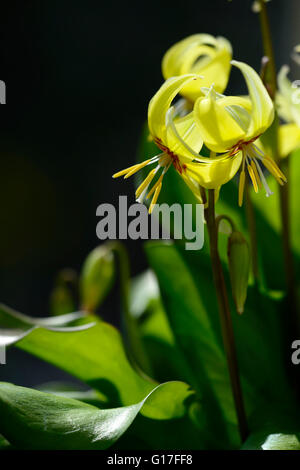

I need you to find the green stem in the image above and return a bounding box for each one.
[258,0,277,98]
[258,0,297,318]
[109,241,152,375]
[278,159,298,323]
[278,158,294,290]
[205,189,248,443]
[245,184,259,282]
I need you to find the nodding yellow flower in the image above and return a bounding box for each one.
[194,60,287,206]
[113,75,203,213]
[275,62,300,157]
[113,75,242,212]
[278,123,300,159]
[276,65,300,127]
[162,34,232,102]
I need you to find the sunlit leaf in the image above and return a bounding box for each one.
[130,270,191,383]
[0,381,197,450]
[0,304,95,347]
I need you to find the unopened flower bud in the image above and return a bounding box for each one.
[80,244,115,312]
[50,269,77,316]
[227,231,250,314]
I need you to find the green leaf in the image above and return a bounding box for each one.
[12,315,211,449]
[15,312,209,444]
[244,432,300,450]
[290,149,300,263]
[129,269,161,319]
[145,241,296,446]
[36,381,108,407]
[16,318,154,408]
[0,381,196,450]
[0,434,11,450]
[16,313,203,423]
[251,149,300,286]
[145,240,238,447]
[0,304,95,346]
[130,270,192,383]
[231,286,293,407]
[242,404,300,450]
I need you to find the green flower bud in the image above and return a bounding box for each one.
[49,269,77,316]
[227,231,250,314]
[80,244,115,312]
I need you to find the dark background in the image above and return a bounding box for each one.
[0,0,299,385]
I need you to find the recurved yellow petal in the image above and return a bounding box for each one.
[276,66,300,127]
[162,35,216,77]
[148,75,202,140]
[278,66,293,99]
[279,123,300,158]
[221,96,252,132]
[232,60,274,139]
[162,34,232,101]
[184,151,243,189]
[165,110,203,161]
[189,37,232,92]
[194,88,247,152]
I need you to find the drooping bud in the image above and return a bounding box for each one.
[227,231,250,314]
[252,0,271,13]
[80,244,115,312]
[49,269,77,316]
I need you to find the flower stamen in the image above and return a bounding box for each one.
[251,160,262,189]
[247,162,259,193]
[254,159,273,197]
[238,170,246,207]
[238,150,246,206]
[262,156,287,185]
[234,138,287,204]
[112,159,152,179]
[146,174,164,200]
[135,167,158,199]
[149,183,163,214]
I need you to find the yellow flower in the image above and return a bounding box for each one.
[113,75,241,212]
[162,34,232,102]
[194,60,287,206]
[278,123,300,158]
[276,65,300,127]
[275,63,300,157]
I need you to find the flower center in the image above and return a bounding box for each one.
[154,137,187,174]
[228,135,261,156]
[230,138,287,206]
